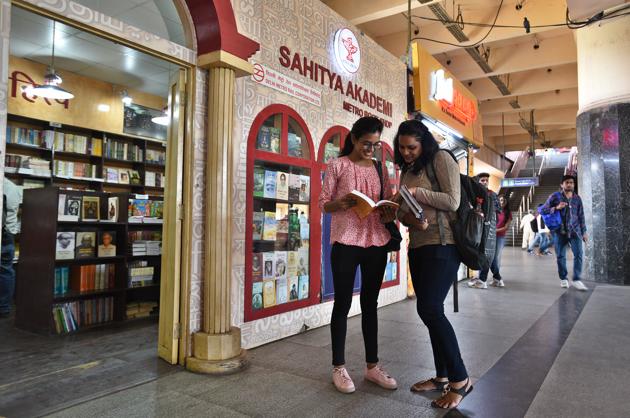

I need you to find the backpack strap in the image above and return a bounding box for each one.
[425,155,447,246]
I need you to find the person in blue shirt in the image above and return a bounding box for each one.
[540,175,588,291]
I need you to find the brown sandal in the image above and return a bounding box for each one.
[410,377,449,393]
[431,378,473,409]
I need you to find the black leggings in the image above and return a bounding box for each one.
[330,243,387,366]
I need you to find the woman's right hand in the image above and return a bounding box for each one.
[326,193,356,212]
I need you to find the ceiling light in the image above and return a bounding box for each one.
[97,104,110,112]
[121,90,133,105]
[21,21,73,100]
[151,107,170,126]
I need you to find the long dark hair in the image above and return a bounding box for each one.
[393,119,440,174]
[498,194,511,217]
[340,116,384,157]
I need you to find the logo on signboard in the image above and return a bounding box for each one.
[430,69,477,125]
[334,28,361,74]
[252,63,265,83]
[430,69,453,102]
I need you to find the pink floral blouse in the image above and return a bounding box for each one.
[319,156,392,248]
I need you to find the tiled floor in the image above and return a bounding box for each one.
[2,248,628,417]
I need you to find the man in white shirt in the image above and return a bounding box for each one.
[520,210,535,249]
[1,178,23,317]
[528,204,552,255]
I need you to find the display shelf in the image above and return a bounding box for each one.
[253,196,309,205]
[53,288,124,302]
[126,284,160,291]
[53,175,105,183]
[54,151,102,160]
[55,256,126,266]
[5,171,51,181]
[58,221,127,226]
[127,254,161,261]
[103,157,144,165]
[6,142,53,153]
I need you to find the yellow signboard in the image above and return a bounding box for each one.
[7,56,165,135]
[411,42,483,147]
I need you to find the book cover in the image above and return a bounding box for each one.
[106,167,119,183]
[276,171,289,200]
[288,174,301,201]
[275,218,288,250]
[349,189,399,219]
[288,277,299,301]
[252,253,263,281]
[262,211,277,241]
[253,167,265,198]
[263,280,276,308]
[252,282,263,310]
[298,276,309,300]
[299,175,310,202]
[129,170,141,185]
[252,212,264,241]
[97,231,117,257]
[287,133,302,158]
[274,251,287,281]
[324,142,340,163]
[55,232,75,260]
[82,196,100,221]
[107,197,118,222]
[262,252,275,280]
[57,194,68,221]
[118,170,130,184]
[145,171,156,187]
[297,247,309,276]
[276,278,288,304]
[64,196,81,221]
[269,127,281,153]
[287,251,298,279]
[275,203,289,220]
[263,170,277,198]
[256,126,272,151]
[75,232,96,258]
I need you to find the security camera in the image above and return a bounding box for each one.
[414,28,419,35]
[533,43,539,50]
[446,59,452,65]
[516,3,522,10]
[467,81,472,87]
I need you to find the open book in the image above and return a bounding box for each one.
[350,190,399,219]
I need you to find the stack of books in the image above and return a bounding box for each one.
[52,296,114,334]
[126,301,158,319]
[128,263,155,288]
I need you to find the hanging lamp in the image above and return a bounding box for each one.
[22,21,74,100]
[151,106,169,126]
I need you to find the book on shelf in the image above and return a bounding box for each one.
[126,301,158,319]
[82,196,100,221]
[70,264,115,292]
[275,219,288,249]
[256,126,281,153]
[276,277,288,304]
[287,251,298,279]
[56,231,75,260]
[104,138,143,162]
[297,247,309,276]
[299,212,309,240]
[288,174,301,201]
[22,179,46,189]
[253,167,265,197]
[298,276,309,300]
[144,171,165,188]
[54,267,70,296]
[97,231,116,257]
[129,170,141,185]
[146,149,166,165]
[106,197,118,222]
[6,125,49,148]
[128,261,155,287]
[287,133,302,158]
[324,142,340,163]
[252,253,262,281]
[252,212,264,241]
[75,232,96,258]
[52,296,114,334]
[128,199,164,223]
[262,211,277,241]
[263,170,276,199]
[54,160,99,179]
[288,277,299,301]
[349,190,399,219]
[299,175,310,201]
[252,282,263,310]
[105,167,119,183]
[274,251,287,281]
[263,280,276,308]
[119,170,130,184]
[5,154,51,177]
[276,171,289,200]
[58,194,81,222]
[262,252,275,280]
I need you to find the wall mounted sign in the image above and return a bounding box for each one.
[430,69,477,126]
[251,62,322,107]
[333,28,361,74]
[500,177,540,188]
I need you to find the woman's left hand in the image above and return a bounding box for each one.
[379,206,397,223]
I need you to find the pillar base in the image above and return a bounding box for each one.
[186,327,248,375]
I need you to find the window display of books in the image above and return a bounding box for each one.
[254,166,310,203]
[128,198,164,223]
[255,125,281,153]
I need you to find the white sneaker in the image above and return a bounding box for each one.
[467,278,478,286]
[491,279,505,288]
[560,280,569,288]
[572,280,588,291]
[469,280,487,289]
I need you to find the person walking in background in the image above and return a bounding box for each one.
[319,116,398,394]
[540,175,588,290]
[528,205,552,255]
[395,119,473,410]
[470,195,512,289]
[0,178,23,318]
[520,210,536,250]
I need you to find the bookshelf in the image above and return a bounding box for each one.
[5,114,166,194]
[15,187,164,335]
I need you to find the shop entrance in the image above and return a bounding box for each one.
[0,5,189,411]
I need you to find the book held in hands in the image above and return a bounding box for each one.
[349,190,399,219]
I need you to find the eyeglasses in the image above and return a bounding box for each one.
[360,141,382,151]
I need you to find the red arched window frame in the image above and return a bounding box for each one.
[379,142,401,288]
[244,105,321,322]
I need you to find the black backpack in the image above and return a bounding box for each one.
[426,150,496,271]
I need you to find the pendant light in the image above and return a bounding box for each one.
[22,21,74,100]
[151,106,169,126]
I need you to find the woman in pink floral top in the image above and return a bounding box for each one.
[319,117,398,394]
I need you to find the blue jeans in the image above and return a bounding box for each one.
[528,233,551,252]
[0,232,15,315]
[409,244,468,382]
[553,232,583,281]
[480,236,506,282]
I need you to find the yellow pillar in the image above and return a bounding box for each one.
[187,52,253,374]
